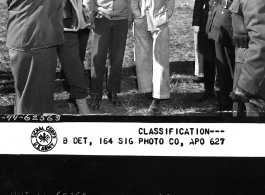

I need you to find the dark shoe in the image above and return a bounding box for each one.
[196,91,215,102]
[193,76,204,83]
[108,92,122,106]
[91,94,100,110]
[137,92,152,103]
[144,92,152,100]
[148,98,161,115]
[230,86,265,109]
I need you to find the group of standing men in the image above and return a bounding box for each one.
[193,0,265,116]
[6,0,175,115]
[5,0,265,116]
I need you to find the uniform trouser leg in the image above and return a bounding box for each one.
[215,43,235,111]
[134,24,170,99]
[9,47,57,114]
[233,62,259,116]
[91,17,114,99]
[57,32,88,99]
[107,19,128,93]
[78,28,91,89]
[77,28,90,63]
[194,31,204,77]
[134,22,153,94]
[152,27,170,99]
[203,59,215,92]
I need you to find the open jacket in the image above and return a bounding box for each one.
[6,0,64,51]
[63,0,89,31]
[131,0,175,31]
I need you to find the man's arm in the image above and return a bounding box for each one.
[238,0,265,94]
[127,0,132,22]
[83,0,94,22]
[131,0,141,19]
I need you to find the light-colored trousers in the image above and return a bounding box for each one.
[133,20,170,99]
[194,31,204,77]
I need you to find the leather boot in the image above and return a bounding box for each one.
[76,98,91,114]
[193,76,204,83]
[107,92,122,106]
[230,86,265,111]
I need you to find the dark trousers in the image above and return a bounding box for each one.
[9,47,57,114]
[91,16,128,99]
[204,59,216,92]
[78,28,90,63]
[57,31,89,99]
[215,42,235,111]
[77,28,91,88]
[198,33,216,93]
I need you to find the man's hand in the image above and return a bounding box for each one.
[87,22,95,29]
[82,5,94,29]
[193,26,200,33]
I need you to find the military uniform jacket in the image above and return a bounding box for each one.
[6,0,64,51]
[192,0,215,61]
[192,0,212,38]
[206,0,233,47]
[230,0,265,98]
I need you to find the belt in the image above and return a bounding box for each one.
[232,34,250,48]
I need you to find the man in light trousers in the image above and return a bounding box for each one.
[132,0,175,115]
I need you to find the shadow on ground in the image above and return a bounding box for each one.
[0,61,224,116]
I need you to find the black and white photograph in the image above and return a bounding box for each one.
[1,0,265,194]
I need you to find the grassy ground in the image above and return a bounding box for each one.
[0,0,221,116]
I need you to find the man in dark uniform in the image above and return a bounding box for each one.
[207,0,235,111]
[6,0,64,114]
[229,0,265,116]
[192,0,216,102]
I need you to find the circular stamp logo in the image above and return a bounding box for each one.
[31,126,58,152]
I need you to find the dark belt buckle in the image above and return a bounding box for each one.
[222,0,229,9]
